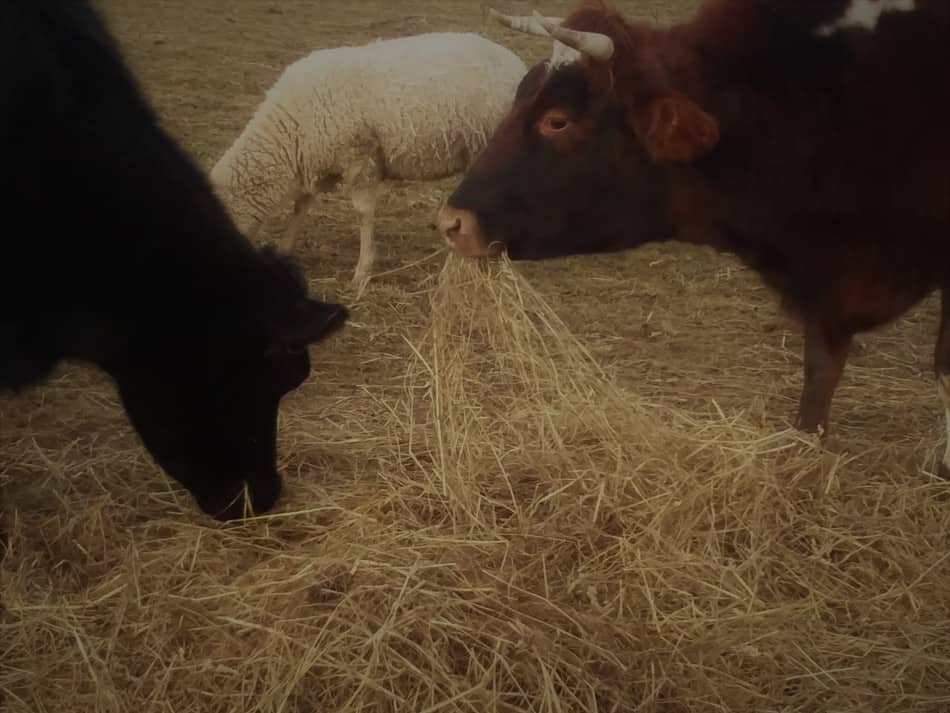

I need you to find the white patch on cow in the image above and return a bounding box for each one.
[550,41,582,68]
[937,375,950,473]
[816,0,916,36]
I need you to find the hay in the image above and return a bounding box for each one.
[3,254,950,712]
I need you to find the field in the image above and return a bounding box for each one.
[2,1,950,711]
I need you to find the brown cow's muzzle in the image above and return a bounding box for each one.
[437,205,503,258]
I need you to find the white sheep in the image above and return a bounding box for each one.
[210,32,527,292]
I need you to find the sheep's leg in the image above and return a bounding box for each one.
[278,194,314,254]
[342,147,382,296]
[350,186,378,296]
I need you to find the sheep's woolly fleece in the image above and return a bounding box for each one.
[210,32,527,234]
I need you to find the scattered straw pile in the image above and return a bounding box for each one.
[3,254,950,712]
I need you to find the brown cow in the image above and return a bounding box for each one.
[438,0,950,465]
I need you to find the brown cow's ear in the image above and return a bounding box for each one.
[636,91,719,163]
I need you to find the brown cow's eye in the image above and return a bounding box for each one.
[540,111,571,135]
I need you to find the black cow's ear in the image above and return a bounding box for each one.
[273,299,348,352]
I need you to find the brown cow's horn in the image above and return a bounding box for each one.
[485,7,561,38]
[534,10,615,61]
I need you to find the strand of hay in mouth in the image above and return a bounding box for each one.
[2,254,949,712]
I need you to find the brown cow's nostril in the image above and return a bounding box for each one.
[438,205,492,256]
[445,217,461,237]
[437,207,464,241]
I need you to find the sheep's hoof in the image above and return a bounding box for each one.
[349,273,371,300]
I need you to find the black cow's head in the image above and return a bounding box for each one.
[101,250,346,521]
[439,3,720,260]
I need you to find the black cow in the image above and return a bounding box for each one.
[1,0,347,519]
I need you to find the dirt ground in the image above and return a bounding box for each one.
[2,1,949,711]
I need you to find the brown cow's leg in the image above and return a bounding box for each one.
[796,321,852,434]
[933,289,950,478]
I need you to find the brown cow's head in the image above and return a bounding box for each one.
[439,1,719,260]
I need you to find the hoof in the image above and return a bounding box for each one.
[349,274,371,300]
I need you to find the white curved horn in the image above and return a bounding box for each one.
[485,7,561,38]
[534,10,615,61]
